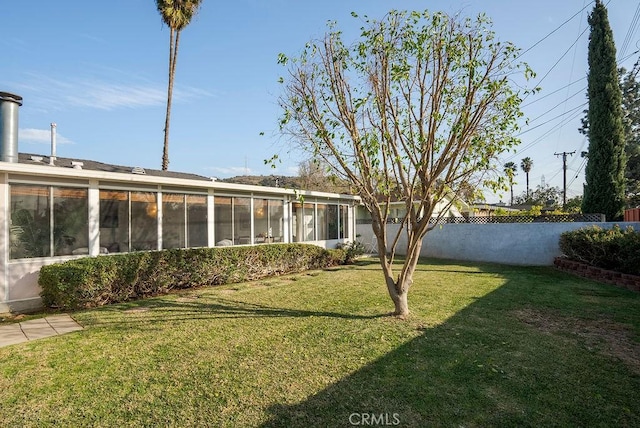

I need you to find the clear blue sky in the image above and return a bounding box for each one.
[2,0,638,202]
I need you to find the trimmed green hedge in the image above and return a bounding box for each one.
[39,244,346,309]
[559,225,640,276]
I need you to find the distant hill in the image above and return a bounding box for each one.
[220,174,352,194]
[219,175,301,188]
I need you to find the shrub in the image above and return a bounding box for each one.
[39,244,340,309]
[337,241,366,264]
[559,225,640,276]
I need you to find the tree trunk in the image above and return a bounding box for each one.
[380,223,423,318]
[162,29,180,171]
[391,287,409,317]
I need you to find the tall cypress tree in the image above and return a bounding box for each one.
[620,68,640,207]
[582,0,626,220]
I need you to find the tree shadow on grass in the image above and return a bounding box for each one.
[82,297,387,328]
[258,273,640,428]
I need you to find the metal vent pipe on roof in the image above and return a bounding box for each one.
[0,92,23,163]
[50,123,57,165]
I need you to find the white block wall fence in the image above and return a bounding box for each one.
[356,222,640,266]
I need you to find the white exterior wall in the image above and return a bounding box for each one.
[357,222,640,266]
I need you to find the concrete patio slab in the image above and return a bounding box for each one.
[46,314,84,334]
[21,318,54,340]
[0,314,83,348]
[0,323,28,347]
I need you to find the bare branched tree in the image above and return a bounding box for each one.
[277,10,533,316]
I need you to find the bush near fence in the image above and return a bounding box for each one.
[39,244,346,310]
[558,225,640,276]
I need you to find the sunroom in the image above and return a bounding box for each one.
[1,157,357,312]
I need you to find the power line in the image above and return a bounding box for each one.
[515,1,595,61]
[565,135,588,172]
[517,102,587,136]
[528,86,585,124]
[504,106,585,161]
[556,0,588,154]
[508,51,640,161]
[529,26,590,93]
[522,50,639,109]
[567,156,588,189]
[522,77,586,108]
[619,2,640,60]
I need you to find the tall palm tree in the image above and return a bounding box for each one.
[520,157,533,200]
[156,0,202,171]
[504,161,518,205]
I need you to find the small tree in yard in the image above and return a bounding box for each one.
[276,10,533,316]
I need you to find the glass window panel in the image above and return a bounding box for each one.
[340,205,349,239]
[100,190,129,253]
[253,199,269,243]
[53,187,89,256]
[234,197,251,245]
[214,196,233,245]
[304,203,315,241]
[187,195,208,248]
[162,193,185,249]
[10,184,51,259]
[131,192,158,251]
[293,202,315,242]
[292,202,302,243]
[327,205,339,239]
[317,204,327,240]
[268,199,284,243]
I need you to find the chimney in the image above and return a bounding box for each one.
[0,92,23,163]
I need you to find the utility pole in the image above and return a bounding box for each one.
[554,151,575,207]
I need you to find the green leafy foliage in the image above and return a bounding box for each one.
[620,68,640,207]
[336,240,366,264]
[39,244,341,309]
[514,184,561,208]
[581,67,640,209]
[277,8,534,315]
[559,225,640,275]
[581,1,627,219]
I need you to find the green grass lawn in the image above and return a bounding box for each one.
[1,258,639,427]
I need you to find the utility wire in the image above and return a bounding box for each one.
[501,1,640,186]
[517,102,587,136]
[504,106,586,161]
[619,2,640,60]
[522,50,639,109]
[522,77,585,108]
[555,0,588,154]
[515,1,595,61]
[567,156,588,189]
[528,26,590,94]
[528,87,585,124]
